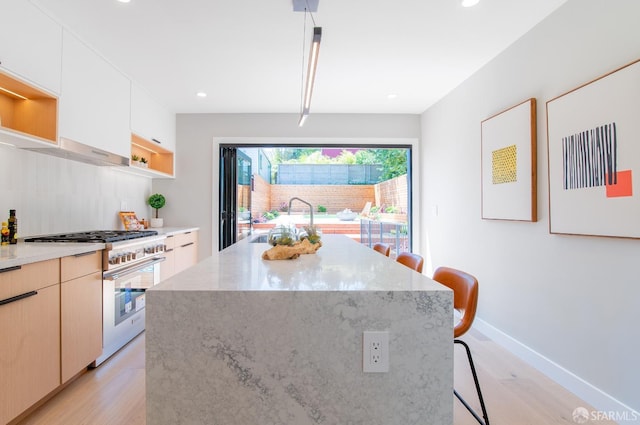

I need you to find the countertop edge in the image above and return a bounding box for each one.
[0,226,199,269]
[0,242,106,269]
[154,227,199,236]
[151,235,450,293]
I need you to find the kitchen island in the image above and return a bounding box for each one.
[146,235,453,425]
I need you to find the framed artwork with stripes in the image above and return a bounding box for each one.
[546,58,640,238]
[481,98,537,221]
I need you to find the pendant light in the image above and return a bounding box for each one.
[298,27,322,126]
[294,0,322,126]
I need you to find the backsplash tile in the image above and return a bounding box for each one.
[0,146,152,236]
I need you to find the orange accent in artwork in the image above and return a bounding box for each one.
[606,170,633,198]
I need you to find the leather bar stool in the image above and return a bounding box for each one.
[373,242,391,256]
[433,266,490,425]
[396,252,424,273]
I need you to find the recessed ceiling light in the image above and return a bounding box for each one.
[387,93,398,100]
[117,0,131,3]
[461,0,480,7]
[196,92,207,98]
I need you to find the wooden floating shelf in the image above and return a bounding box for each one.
[0,71,57,146]
[131,133,174,177]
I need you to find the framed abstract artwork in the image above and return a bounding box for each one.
[481,98,537,221]
[546,59,640,238]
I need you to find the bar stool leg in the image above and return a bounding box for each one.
[454,339,490,425]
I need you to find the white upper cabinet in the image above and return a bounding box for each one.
[0,0,62,93]
[59,30,131,157]
[131,83,176,152]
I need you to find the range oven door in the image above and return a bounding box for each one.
[95,257,164,366]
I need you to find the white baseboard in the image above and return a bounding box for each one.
[473,318,639,423]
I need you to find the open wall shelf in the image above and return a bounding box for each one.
[0,71,57,148]
[131,133,174,177]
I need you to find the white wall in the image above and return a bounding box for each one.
[421,0,640,414]
[153,113,421,260]
[0,146,152,236]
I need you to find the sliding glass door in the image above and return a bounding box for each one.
[219,146,253,250]
[219,144,413,255]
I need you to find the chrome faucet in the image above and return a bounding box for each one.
[288,197,314,227]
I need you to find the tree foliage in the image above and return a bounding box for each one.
[269,148,407,181]
[371,149,408,180]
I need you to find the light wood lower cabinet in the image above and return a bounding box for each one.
[160,230,198,282]
[160,234,175,282]
[174,231,198,275]
[60,251,103,383]
[0,260,60,425]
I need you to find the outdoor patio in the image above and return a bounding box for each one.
[248,213,409,258]
[252,214,363,242]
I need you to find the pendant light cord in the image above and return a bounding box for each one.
[306,0,317,26]
[299,0,318,117]
[299,7,308,115]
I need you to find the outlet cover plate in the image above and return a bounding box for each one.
[363,331,389,373]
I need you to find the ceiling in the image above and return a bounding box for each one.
[31,0,568,115]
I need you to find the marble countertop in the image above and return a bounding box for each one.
[152,234,448,292]
[0,242,105,269]
[153,226,199,236]
[146,235,453,424]
[0,226,198,269]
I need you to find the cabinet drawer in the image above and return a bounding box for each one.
[164,234,176,250]
[160,249,175,282]
[0,283,60,424]
[61,250,102,282]
[174,231,197,248]
[61,271,103,383]
[175,242,198,275]
[0,259,59,301]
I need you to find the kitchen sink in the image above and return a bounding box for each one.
[249,234,269,243]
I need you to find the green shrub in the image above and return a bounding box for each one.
[147,193,166,218]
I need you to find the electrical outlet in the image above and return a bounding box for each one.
[363,331,389,373]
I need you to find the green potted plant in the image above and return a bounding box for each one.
[148,193,166,227]
[139,157,148,168]
[131,154,140,166]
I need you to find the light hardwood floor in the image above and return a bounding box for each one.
[17,333,146,425]
[17,329,615,425]
[452,328,615,425]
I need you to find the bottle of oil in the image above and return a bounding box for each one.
[8,209,17,244]
[1,222,9,245]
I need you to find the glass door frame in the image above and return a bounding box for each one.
[218,142,414,252]
[219,146,237,250]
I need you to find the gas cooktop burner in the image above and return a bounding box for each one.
[25,230,158,243]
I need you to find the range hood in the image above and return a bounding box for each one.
[23,137,129,167]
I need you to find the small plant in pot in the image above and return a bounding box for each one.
[131,154,140,166]
[148,193,166,228]
[139,157,148,168]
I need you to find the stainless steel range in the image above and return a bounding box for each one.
[26,230,166,365]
